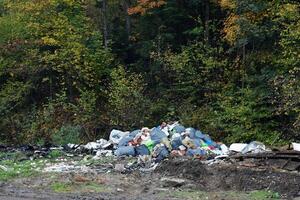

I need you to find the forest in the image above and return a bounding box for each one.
[0,0,299,146]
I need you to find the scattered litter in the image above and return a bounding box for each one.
[220,144,229,155]
[110,130,129,145]
[292,143,300,152]
[114,164,126,172]
[241,141,266,154]
[94,150,113,158]
[43,162,91,173]
[116,188,124,192]
[229,143,248,152]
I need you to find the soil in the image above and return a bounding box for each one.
[1,157,300,200]
[157,158,300,199]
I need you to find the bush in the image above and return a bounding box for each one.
[51,125,82,145]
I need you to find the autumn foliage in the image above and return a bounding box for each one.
[128,0,166,15]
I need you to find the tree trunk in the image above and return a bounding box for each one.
[123,0,131,39]
[102,0,108,48]
[204,0,210,44]
[242,44,246,89]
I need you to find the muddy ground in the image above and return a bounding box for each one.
[1,157,300,200]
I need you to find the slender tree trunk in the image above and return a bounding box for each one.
[102,0,108,48]
[123,0,131,39]
[242,44,246,89]
[204,0,210,44]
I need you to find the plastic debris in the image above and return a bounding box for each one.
[229,143,248,152]
[241,141,266,154]
[95,150,113,157]
[114,164,126,172]
[109,130,129,145]
[44,163,91,173]
[292,143,300,152]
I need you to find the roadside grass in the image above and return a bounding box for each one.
[0,152,47,181]
[48,149,64,159]
[249,190,280,199]
[51,182,73,192]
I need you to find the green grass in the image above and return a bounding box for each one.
[79,182,109,193]
[249,190,280,200]
[51,182,73,192]
[48,149,64,159]
[0,153,46,181]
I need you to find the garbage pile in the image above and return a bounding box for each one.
[69,122,232,163]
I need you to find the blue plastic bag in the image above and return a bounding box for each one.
[150,127,167,145]
[154,145,169,163]
[135,145,150,155]
[115,146,136,156]
[171,137,183,150]
[129,129,140,137]
[118,135,134,147]
[186,148,206,156]
[186,127,196,138]
[172,125,185,134]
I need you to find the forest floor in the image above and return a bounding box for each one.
[0,153,300,200]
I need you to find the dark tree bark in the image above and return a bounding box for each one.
[102,0,108,48]
[123,0,131,39]
[204,0,210,44]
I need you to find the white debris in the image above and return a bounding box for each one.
[220,144,229,155]
[241,141,266,154]
[96,139,111,149]
[93,150,113,158]
[292,143,300,151]
[84,142,103,150]
[229,143,248,152]
[114,164,126,172]
[43,162,91,173]
[67,143,78,149]
[50,147,63,150]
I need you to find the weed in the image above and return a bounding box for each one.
[48,150,64,159]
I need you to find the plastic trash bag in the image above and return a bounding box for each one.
[241,141,266,154]
[129,130,140,137]
[114,146,136,156]
[186,148,206,156]
[109,129,129,145]
[191,130,205,139]
[229,143,248,152]
[182,137,197,149]
[192,132,218,148]
[220,144,229,155]
[152,144,169,163]
[171,137,183,150]
[172,125,185,134]
[185,127,196,138]
[292,143,300,151]
[192,138,202,148]
[150,127,167,145]
[135,145,150,155]
[118,135,134,147]
[142,139,155,152]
